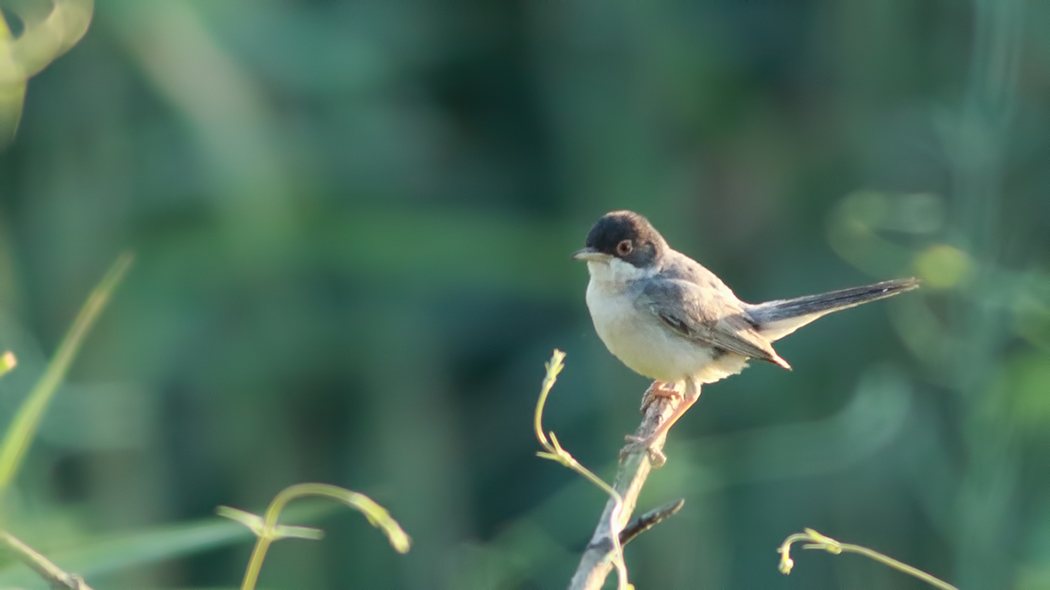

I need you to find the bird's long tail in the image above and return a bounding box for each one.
[746,277,919,342]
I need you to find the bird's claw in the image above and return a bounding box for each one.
[621,434,667,468]
[640,381,682,413]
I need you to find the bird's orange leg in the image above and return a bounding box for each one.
[623,379,701,467]
[640,380,682,413]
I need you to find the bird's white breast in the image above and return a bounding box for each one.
[584,259,746,384]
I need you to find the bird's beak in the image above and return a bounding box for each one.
[571,247,609,262]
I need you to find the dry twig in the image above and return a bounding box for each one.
[568,382,692,590]
[0,531,95,590]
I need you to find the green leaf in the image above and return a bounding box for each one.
[0,502,334,589]
[216,505,324,541]
[0,253,133,497]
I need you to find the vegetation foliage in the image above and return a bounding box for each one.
[1,0,1049,588]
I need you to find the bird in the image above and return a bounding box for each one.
[572,210,918,464]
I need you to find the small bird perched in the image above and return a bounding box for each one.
[573,210,918,464]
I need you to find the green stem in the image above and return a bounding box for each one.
[779,529,957,590]
[830,542,958,590]
[239,536,273,590]
[533,350,630,590]
[234,483,410,590]
[532,350,565,448]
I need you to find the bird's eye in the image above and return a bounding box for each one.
[616,240,633,256]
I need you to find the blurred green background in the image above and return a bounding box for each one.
[1,0,1049,588]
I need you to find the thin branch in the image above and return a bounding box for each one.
[568,383,693,590]
[583,498,685,556]
[0,531,95,590]
[619,499,685,547]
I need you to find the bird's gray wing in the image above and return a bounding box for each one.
[638,278,789,368]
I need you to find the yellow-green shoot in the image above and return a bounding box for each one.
[217,482,411,590]
[533,350,631,590]
[778,527,958,590]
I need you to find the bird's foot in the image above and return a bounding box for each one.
[640,381,682,414]
[621,433,667,468]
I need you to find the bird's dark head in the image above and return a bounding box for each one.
[572,210,668,269]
